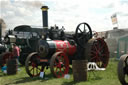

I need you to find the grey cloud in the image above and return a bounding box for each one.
[103,3,114,9]
[22,1,43,8]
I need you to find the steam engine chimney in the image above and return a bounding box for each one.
[41,5,49,28]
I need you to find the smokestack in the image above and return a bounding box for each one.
[41,5,49,28]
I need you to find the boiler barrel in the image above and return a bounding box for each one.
[53,40,76,55]
[38,40,77,58]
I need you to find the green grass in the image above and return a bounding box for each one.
[0,58,121,85]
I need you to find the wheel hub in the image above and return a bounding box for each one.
[32,63,36,67]
[56,62,64,68]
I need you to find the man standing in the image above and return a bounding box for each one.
[12,43,20,63]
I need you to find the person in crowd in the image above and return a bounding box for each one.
[12,43,20,65]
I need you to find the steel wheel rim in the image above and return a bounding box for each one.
[118,54,128,85]
[50,52,69,78]
[89,38,109,68]
[25,52,44,77]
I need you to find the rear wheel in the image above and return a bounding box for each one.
[85,38,109,68]
[50,52,69,78]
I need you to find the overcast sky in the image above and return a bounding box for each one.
[0,0,128,32]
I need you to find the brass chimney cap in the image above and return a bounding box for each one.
[41,5,49,11]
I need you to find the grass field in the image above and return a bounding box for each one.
[0,58,121,85]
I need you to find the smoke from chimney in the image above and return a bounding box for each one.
[0,18,6,36]
[0,18,6,29]
[23,1,43,8]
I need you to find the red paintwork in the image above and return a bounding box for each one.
[54,40,76,56]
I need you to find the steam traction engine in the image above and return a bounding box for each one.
[118,54,128,85]
[25,6,109,78]
[0,25,44,68]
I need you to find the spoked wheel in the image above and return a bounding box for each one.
[50,52,69,78]
[25,52,44,77]
[118,54,128,85]
[85,38,109,68]
[75,22,92,48]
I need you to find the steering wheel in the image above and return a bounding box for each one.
[75,22,92,48]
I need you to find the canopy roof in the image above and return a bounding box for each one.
[14,25,43,33]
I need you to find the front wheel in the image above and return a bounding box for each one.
[25,52,44,77]
[50,52,69,78]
